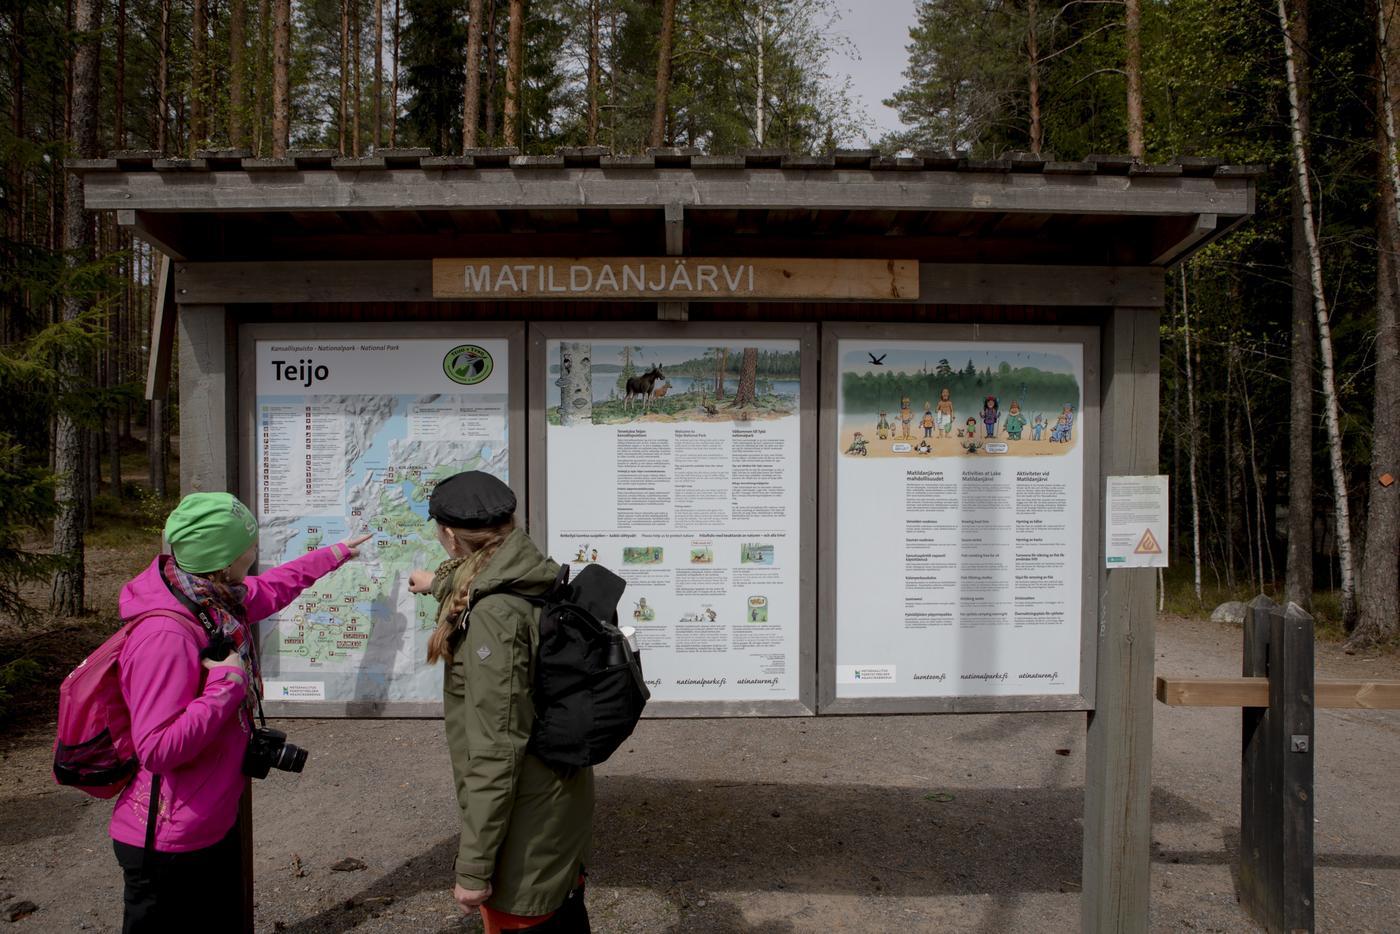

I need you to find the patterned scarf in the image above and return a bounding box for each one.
[162,558,261,710]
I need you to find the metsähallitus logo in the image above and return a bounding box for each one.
[443,344,493,385]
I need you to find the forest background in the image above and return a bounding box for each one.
[1,0,1397,714]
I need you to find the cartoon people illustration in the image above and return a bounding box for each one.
[1004,401,1026,441]
[1051,413,1071,443]
[590,548,599,562]
[575,544,588,562]
[846,431,869,456]
[936,387,954,438]
[876,411,891,440]
[1031,414,1045,441]
[981,395,1000,439]
[921,402,935,439]
[963,416,977,438]
[899,396,914,439]
[915,438,932,454]
[1060,403,1075,440]
[634,596,655,621]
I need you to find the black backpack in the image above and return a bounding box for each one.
[490,563,649,771]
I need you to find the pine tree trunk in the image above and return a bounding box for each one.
[191,0,208,152]
[53,0,101,614]
[1027,0,1040,154]
[714,348,727,399]
[272,0,290,156]
[586,0,599,146]
[229,0,246,147]
[1124,0,1144,158]
[374,0,383,148]
[1351,0,1400,648]
[1278,0,1358,625]
[157,0,171,151]
[257,0,270,154]
[339,0,349,154]
[1284,0,1314,609]
[115,0,126,147]
[464,0,483,150]
[651,0,677,148]
[484,0,497,141]
[504,0,522,148]
[732,348,758,407]
[390,0,399,145]
[1182,268,1204,604]
[352,0,361,155]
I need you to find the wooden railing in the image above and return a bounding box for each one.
[1155,595,1400,934]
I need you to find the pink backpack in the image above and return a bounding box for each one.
[52,610,194,798]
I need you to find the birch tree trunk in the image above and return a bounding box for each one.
[586,0,600,146]
[558,342,593,425]
[1124,0,1144,158]
[272,0,290,156]
[1182,268,1203,603]
[651,0,677,148]
[53,0,101,613]
[229,0,246,147]
[1284,0,1314,609]
[504,0,523,148]
[1351,0,1400,648]
[1278,0,1357,624]
[464,0,483,150]
[757,8,766,145]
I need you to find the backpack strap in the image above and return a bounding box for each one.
[143,774,161,867]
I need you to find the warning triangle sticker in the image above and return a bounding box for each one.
[1134,528,1162,555]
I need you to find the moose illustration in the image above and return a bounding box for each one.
[624,365,666,413]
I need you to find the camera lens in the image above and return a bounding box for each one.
[276,743,308,773]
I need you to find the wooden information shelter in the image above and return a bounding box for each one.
[76,146,1257,933]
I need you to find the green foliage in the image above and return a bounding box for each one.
[400,0,468,151]
[0,434,62,624]
[841,366,1077,418]
[0,658,44,721]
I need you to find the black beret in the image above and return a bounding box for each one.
[428,471,517,528]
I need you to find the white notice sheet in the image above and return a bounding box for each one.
[834,340,1085,698]
[545,339,803,703]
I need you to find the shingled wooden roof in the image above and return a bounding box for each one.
[73,147,1258,267]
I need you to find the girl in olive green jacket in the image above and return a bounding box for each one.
[408,471,592,933]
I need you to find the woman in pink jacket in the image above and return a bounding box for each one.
[111,492,367,933]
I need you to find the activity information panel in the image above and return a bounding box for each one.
[252,337,511,709]
[832,337,1087,702]
[542,336,806,708]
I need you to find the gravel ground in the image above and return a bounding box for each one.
[1,613,1396,933]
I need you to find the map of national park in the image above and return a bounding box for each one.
[256,392,508,704]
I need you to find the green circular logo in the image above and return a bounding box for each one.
[443,345,493,385]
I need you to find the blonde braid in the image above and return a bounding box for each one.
[425,519,515,663]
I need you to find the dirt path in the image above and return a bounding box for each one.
[2,615,1396,933]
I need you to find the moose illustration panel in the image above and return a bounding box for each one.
[543,338,804,705]
[834,338,1086,700]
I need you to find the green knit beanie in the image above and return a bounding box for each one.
[165,492,259,573]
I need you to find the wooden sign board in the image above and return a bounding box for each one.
[432,257,919,301]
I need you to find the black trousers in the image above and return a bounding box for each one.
[113,824,243,934]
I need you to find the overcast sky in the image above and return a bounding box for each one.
[828,1,919,144]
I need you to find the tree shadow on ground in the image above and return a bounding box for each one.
[274,776,1221,932]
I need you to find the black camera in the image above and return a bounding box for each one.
[243,727,308,779]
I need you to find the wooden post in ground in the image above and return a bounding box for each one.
[1083,306,1159,933]
[176,300,251,932]
[1240,597,1315,933]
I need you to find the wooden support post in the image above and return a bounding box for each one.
[659,201,688,320]
[1240,597,1315,933]
[1083,306,1159,933]
[176,301,252,933]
